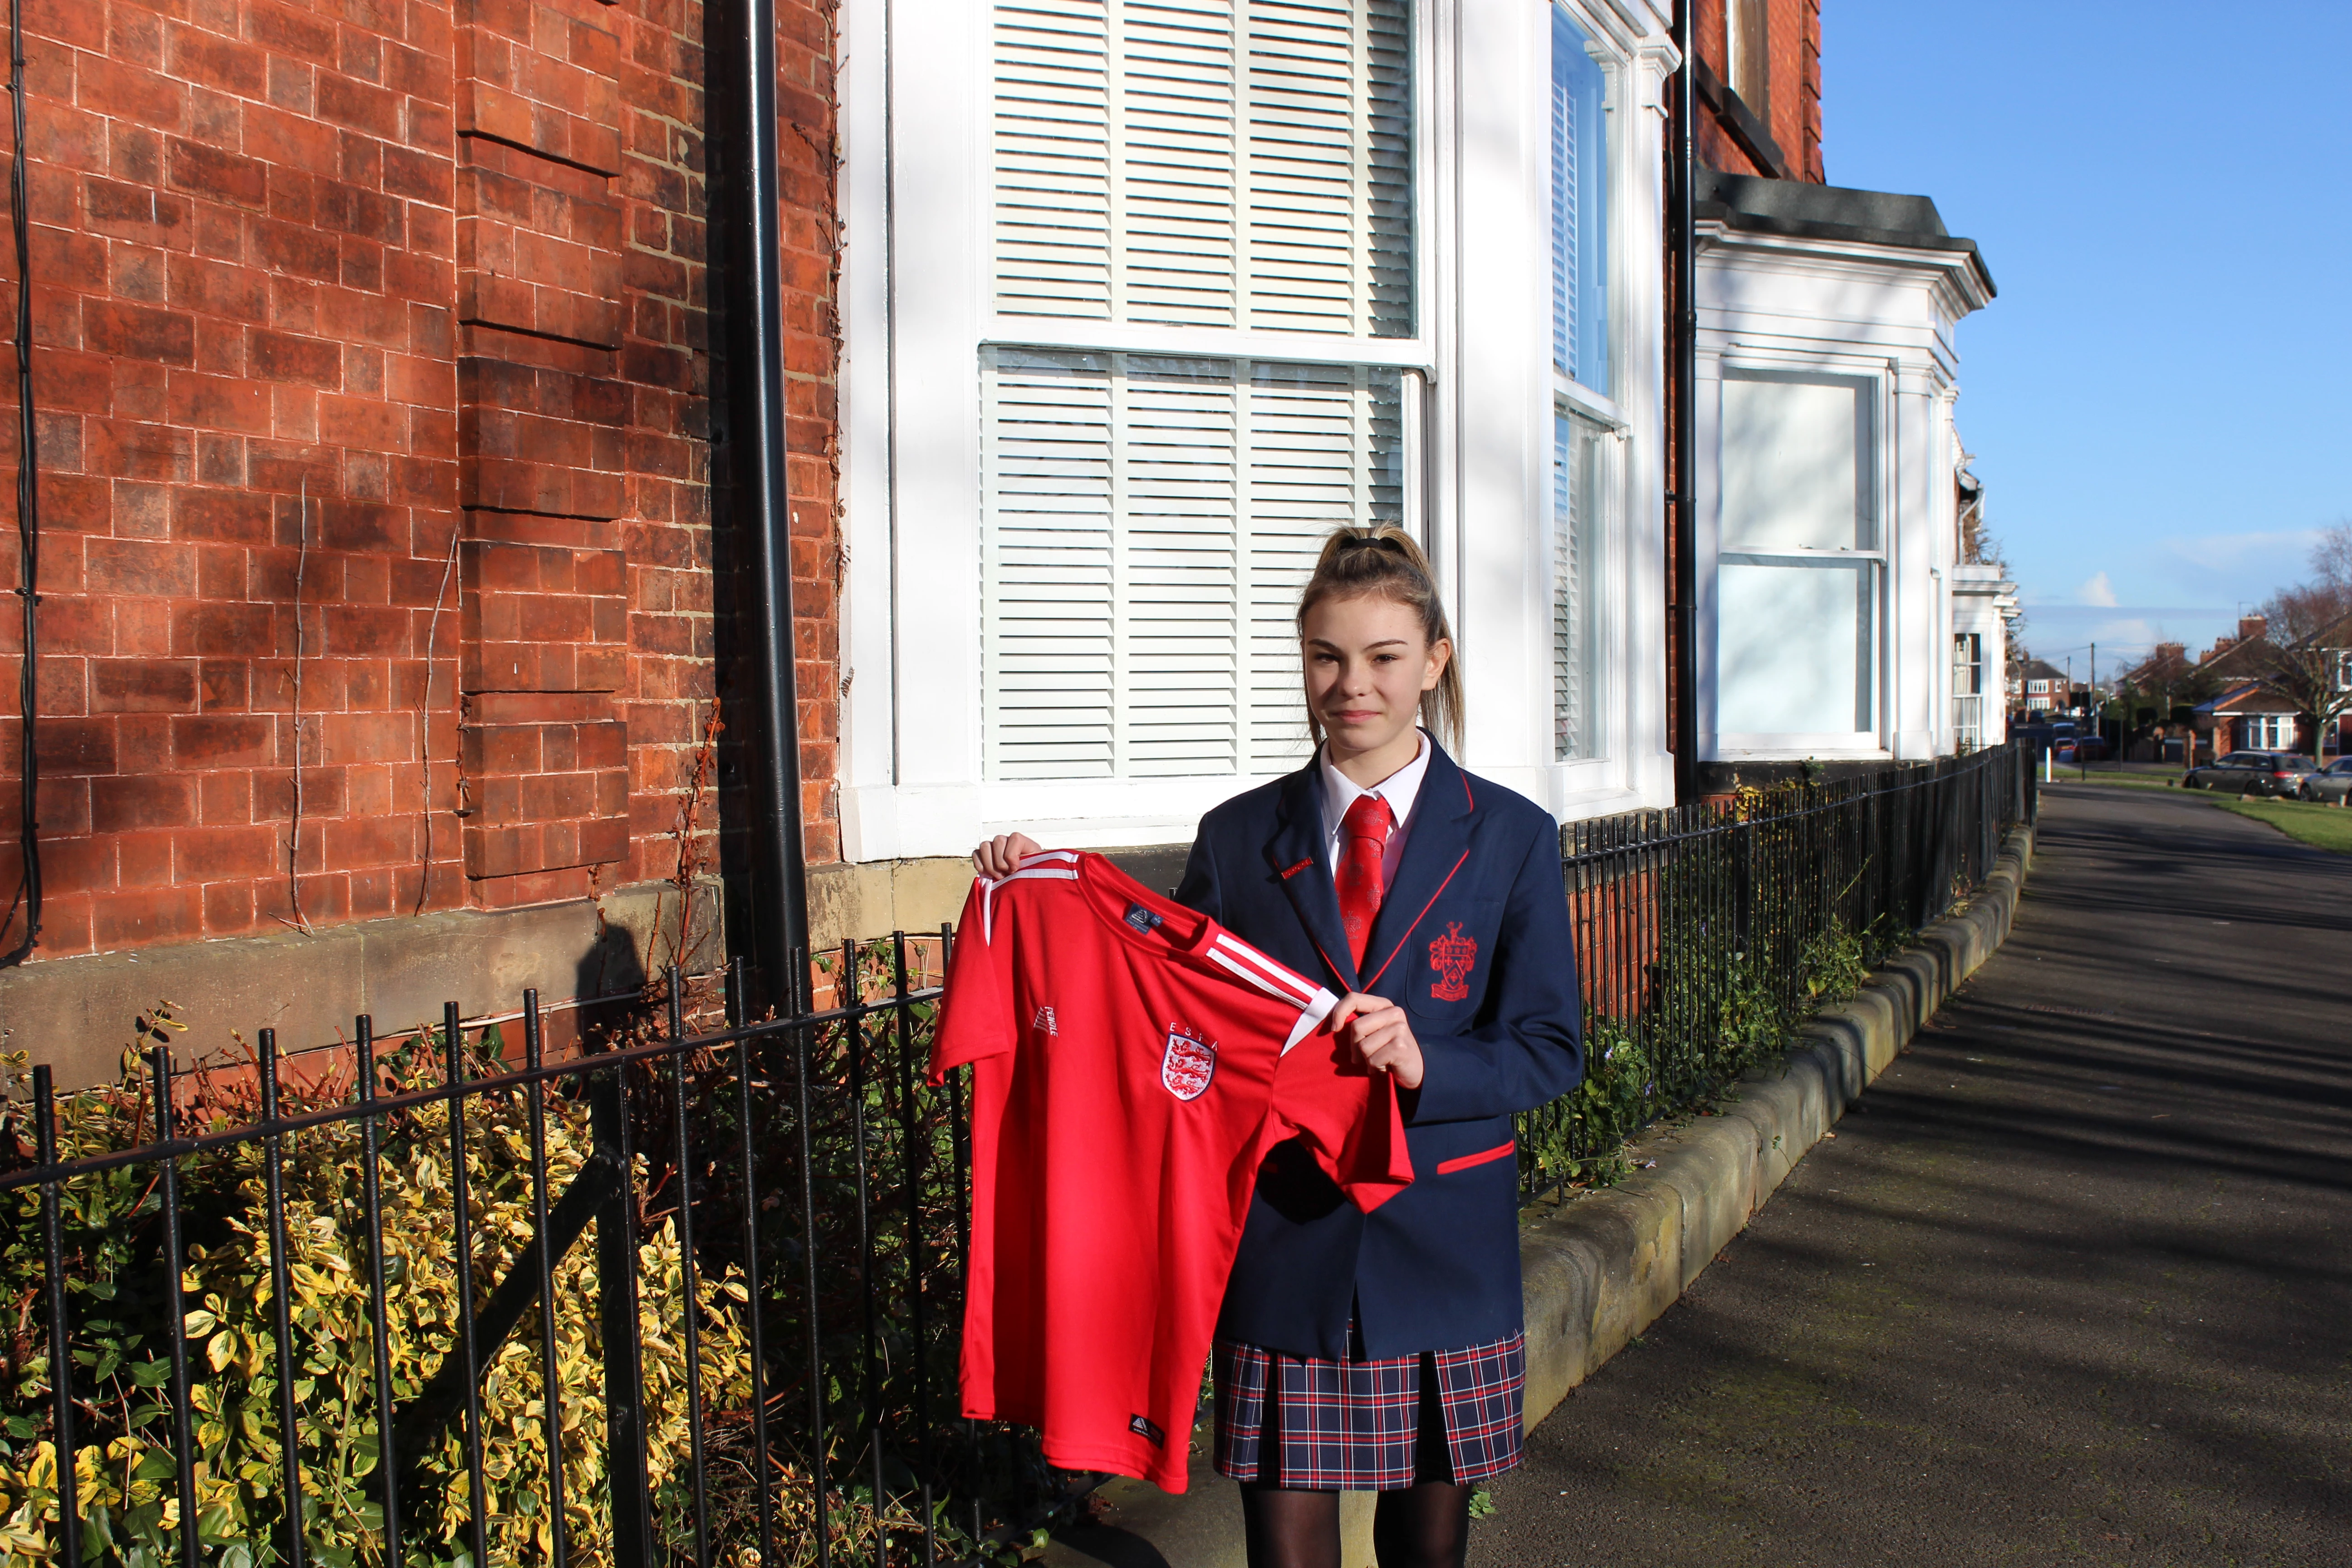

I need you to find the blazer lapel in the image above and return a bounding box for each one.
[1360,742,1476,996]
[1265,765,1359,992]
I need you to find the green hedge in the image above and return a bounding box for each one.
[0,1027,770,1568]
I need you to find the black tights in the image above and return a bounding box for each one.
[1238,1354,1472,1568]
[1239,1480,1470,1568]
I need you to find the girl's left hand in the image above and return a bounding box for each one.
[1329,993,1424,1090]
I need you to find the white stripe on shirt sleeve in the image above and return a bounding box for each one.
[1208,932,1321,1006]
[1205,948,1339,1056]
[980,865,1079,943]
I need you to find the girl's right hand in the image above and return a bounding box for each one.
[972,833,1043,879]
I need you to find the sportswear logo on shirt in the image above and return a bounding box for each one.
[1129,1414,1166,1446]
[1033,1005,1058,1036]
[1125,902,1165,934]
[1160,1027,1218,1101]
[1428,921,1478,1002]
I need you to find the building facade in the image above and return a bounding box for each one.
[0,0,845,1078]
[3,0,1994,1082]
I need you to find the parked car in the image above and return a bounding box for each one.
[2297,757,2352,804]
[2053,736,2111,762]
[2182,751,2317,797]
[2013,720,2079,754]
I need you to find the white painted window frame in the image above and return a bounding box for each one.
[1700,353,1893,759]
[1456,0,1674,822]
[1709,364,1887,755]
[839,0,1678,861]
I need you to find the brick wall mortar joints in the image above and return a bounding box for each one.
[0,0,845,961]
[778,0,843,862]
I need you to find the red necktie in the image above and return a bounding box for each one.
[1336,794,1394,973]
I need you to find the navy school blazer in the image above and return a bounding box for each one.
[1174,740,1583,1360]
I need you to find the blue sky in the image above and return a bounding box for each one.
[1821,2,2352,670]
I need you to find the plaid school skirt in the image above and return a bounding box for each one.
[1212,1327,1526,1490]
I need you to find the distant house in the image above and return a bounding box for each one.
[2194,682,2303,757]
[2178,612,2351,761]
[2011,658,2068,714]
[1949,459,2017,752]
[2192,616,2275,686]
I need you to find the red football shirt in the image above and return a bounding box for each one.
[931,850,1413,1491]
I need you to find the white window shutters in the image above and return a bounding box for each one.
[991,0,1412,334]
[981,0,1415,783]
[982,350,1401,779]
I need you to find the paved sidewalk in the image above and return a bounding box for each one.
[1475,786,2352,1567]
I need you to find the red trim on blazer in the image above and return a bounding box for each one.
[1280,858,1316,879]
[1435,1140,1515,1176]
[1309,934,1354,994]
[1360,849,1470,991]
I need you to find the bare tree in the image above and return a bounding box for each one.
[2257,568,2352,766]
[2311,519,2352,594]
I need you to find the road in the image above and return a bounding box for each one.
[1474,784,2352,1567]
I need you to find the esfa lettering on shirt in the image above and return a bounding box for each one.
[930,850,1415,1494]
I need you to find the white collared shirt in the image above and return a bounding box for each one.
[1319,730,1430,892]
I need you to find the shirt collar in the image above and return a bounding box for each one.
[1319,730,1431,841]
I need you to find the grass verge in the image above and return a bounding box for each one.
[2209,794,2352,855]
[2049,772,2352,854]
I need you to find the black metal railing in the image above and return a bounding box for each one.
[1515,741,2035,1200]
[0,745,2034,1564]
[0,936,1011,1568]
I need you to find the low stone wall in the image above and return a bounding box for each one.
[1049,821,2036,1568]
[0,877,723,1089]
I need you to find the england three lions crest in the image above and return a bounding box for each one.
[1428,921,1477,1002]
[1161,1027,1218,1101]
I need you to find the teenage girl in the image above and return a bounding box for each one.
[975,526,1583,1568]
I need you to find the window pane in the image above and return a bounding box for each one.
[1554,408,1605,760]
[992,0,1414,337]
[1721,375,1870,551]
[982,348,1402,779]
[1551,7,1608,392]
[1719,559,1875,734]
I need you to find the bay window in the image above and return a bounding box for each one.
[842,0,1677,858]
[1550,6,1616,766]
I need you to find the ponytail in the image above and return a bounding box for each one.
[1295,525,1464,754]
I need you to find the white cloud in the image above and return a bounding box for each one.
[2160,528,2324,573]
[2075,571,2118,607]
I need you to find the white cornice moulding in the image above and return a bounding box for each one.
[1694,220,1994,318]
[1592,0,1677,49]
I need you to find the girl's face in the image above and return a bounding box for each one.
[1301,593,1451,764]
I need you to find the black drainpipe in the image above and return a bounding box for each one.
[710,0,810,1008]
[1669,0,1699,804]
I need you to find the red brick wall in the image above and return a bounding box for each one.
[0,0,841,962]
[777,0,840,864]
[1693,0,1823,184]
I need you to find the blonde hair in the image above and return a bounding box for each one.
[1295,524,1464,754]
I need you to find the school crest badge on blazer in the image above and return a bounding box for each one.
[1160,1027,1218,1101]
[1427,921,1478,1001]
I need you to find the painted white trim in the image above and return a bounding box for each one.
[984,318,1435,370]
[1552,373,1630,431]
